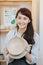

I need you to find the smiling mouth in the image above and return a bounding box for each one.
[19,23,25,25]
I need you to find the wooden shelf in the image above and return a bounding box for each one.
[0,25,16,32]
[0,29,11,32]
[0,60,6,62]
[0,29,14,32]
[0,53,6,63]
[0,0,32,2]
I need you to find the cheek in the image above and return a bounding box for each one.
[25,20,29,25]
[16,19,20,24]
[26,19,30,25]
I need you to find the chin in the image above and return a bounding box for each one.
[19,27,26,29]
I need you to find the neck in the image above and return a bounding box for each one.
[18,27,27,35]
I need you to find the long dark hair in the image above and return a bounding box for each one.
[15,8,35,45]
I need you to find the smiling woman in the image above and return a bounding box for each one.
[4,8,39,65]
[16,8,34,45]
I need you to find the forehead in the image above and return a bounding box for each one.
[17,12,29,18]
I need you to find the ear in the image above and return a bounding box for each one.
[28,19,31,23]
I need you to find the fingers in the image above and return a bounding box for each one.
[28,44,32,47]
[4,48,9,55]
[25,44,32,52]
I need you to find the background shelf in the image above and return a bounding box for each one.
[0,0,32,2]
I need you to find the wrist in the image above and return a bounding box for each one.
[25,52,32,62]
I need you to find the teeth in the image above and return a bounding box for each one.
[20,23,24,24]
[20,24,25,25]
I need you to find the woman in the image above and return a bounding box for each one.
[4,8,39,65]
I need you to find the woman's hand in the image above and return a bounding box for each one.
[25,44,32,53]
[25,44,32,62]
[4,47,9,55]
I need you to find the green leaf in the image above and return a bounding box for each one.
[11,19,15,24]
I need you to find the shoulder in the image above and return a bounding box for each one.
[34,32,39,40]
[6,28,17,37]
[34,32,39,39]
[5,28,17,42]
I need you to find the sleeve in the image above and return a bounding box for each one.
[3,29,17,64]
[26,32,40,64]
[4,29,17,48]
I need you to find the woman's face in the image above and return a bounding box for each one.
[16,12,30,29]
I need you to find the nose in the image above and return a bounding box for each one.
[21,19,25,23]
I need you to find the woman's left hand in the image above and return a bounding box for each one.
[25,44,32,62]
[25,44,32,53]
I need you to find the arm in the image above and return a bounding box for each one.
[3,29,17,64]
[25,53,32,62]
[4,47,14,64]
[25,33,40,64]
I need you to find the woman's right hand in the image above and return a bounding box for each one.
[4,48,9,55]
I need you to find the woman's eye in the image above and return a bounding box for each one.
[24,18,27,20]
[18,17,21,19]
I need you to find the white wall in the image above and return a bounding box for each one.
[40,0,43,65]
[32,0,39,34]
